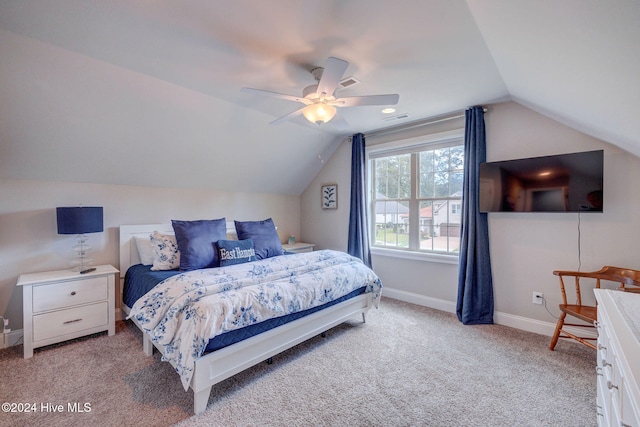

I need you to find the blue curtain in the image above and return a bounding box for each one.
[456,106,494,325]
[348,133,372,268]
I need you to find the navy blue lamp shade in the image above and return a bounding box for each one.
[56,207,103,235]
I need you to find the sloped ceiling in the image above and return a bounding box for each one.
[0,0,638,195]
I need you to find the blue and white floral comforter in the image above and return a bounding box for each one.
[128,250,382,390]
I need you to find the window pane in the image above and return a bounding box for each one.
[418,151,434,198]
[375,158,388,197]
[375,153,411,199]
[450,145,464,171]
[419,173,434,198]
[418,201,434,251]
[434,147,451,172]
[374,200,409,248]
[420,151,434,174]
[428,198,462,254]
[434,171,450,197]
[418,197,463,253]
[449,171,464,196]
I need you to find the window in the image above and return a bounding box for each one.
[368,131,464,257]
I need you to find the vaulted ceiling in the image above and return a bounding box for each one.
[1,1,638,195]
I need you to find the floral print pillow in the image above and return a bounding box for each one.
[150,231,180,271]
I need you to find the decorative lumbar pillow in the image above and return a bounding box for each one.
[134,235,154,266]
[234,218,284,260]
[217,239,256,267]
[150,232,180,271]
[171,218,227,271]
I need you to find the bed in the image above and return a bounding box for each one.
[119,221,382,414]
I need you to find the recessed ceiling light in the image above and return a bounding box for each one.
[382,108,396,114]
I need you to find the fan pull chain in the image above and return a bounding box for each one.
[318,126,325,164]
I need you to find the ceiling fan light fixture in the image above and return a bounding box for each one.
[302,103,336,124]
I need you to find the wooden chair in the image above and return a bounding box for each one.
[616,267,640,293]
[549,266,640,351]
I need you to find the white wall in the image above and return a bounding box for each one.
[0,178,300,331]
[301,101,640,335]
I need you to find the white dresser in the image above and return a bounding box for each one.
[594,289,640,427]
[17,265,118,358]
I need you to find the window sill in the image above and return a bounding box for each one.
[370,247,459,265]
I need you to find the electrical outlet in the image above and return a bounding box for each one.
[532,292,543,305]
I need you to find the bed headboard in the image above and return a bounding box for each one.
[118,222,237,276]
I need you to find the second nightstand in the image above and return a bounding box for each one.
[282,242,315,253]
[16,265,118,358]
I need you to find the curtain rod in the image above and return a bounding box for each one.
[365,107,488,139]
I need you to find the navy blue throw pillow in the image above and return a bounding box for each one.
[217,239,256,266]
[234,218,284,260]
[172,218,227,271]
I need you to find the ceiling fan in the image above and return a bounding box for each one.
[241,57,399,126]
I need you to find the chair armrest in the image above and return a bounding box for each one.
[553,269,606,279]
[554,266,640,292]
[616,268,640,285]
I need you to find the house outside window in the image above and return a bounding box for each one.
[368,130,464,259]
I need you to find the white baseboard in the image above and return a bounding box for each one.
[382,287,597,340]
[383,287,457,313]
[2,329,23,349]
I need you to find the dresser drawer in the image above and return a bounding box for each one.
[622,381,640,427]
[32,276,108,312]
[32,301,108,342]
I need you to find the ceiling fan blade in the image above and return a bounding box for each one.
[316,57,349,98]
[269,106,306,125]
[332,94,400,107]
[241,87,311,105]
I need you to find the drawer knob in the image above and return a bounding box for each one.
[598,343,606,351]
[70,291,77,296]
[607,380,618,390]
[63,318,82,325]
[596,367,603,376]
[601,358,612,368]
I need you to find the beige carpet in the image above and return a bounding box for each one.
[0,297,596,427]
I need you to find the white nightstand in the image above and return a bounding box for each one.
[282,242,315,253]
[16,265,118,358]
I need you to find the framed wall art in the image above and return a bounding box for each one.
[321,184,337,209]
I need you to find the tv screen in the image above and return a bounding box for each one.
[479,150,603,213]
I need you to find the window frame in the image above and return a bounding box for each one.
[366,129,464,264]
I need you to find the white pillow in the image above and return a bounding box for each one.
[150,231,180,271]
[134,235,154,266]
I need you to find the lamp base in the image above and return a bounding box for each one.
[69,262,95,273]
[69,234,94,272]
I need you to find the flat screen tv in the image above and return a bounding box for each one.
[479,150,603,213]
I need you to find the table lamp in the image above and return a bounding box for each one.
[56,206,103,272]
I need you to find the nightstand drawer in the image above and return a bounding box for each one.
[32,276,108,312]
[32,301,108,342]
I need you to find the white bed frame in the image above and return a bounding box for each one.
[119,224,373,414]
